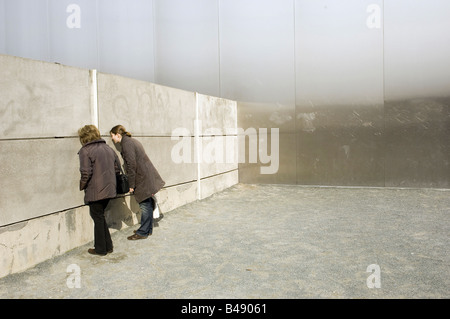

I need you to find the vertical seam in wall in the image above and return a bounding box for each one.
[152,0,156,82]
[95,0,100,71]
[217,0,221,97]
[195,92,201,200]
[45,0,50,60]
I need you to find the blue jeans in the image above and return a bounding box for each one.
[136,197,154,236]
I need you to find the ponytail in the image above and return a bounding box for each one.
[110,125,132,137]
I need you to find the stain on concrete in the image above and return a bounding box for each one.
[0,221,28,235]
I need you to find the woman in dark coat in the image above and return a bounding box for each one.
[78,125,121,255]
[110,125,165,240]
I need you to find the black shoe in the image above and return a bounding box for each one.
[88,248,107,256]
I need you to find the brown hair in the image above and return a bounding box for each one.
[110,125,132,137]
[78,125,101,146]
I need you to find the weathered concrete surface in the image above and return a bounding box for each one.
[197,93,237,135]
[0,205,92,279]
[0,138,85,226]
[0,54,91,139]
[97,72,196,137]
[199,136,238,179]
[199,170,239,200]
[0,184,448,299]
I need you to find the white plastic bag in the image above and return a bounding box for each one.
[152,195,160,219]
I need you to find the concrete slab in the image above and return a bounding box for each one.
[199,170,239,200]
[0,54,91,139]
[97,72,196,136]
[199,135,238,179]
[0,138,85,226]
[0,205,92,279]
[0,184,448,299]
[154,181,198,213]
[197,94,237,135]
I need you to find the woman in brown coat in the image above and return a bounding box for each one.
[110,125,165,240]
[78,125,121,255]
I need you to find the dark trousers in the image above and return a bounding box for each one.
[89,199,113,254]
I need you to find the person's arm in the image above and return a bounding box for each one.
[121,140,136,192]
[113,152,121,175]
[79,148,92,191]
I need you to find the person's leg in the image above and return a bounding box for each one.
[135,197,154,237]
[103,203,113,253]
[89,199,112,254]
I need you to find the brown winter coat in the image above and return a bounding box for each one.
[78,139,121,204]
[120,135,165,203]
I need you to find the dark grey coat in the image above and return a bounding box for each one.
[78,139,121,204]
[120,135,165,203]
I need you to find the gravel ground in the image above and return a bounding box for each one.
[0,184,448,299]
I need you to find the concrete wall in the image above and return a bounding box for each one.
[0,54,238,278]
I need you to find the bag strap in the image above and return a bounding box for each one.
[118,162,125,175]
